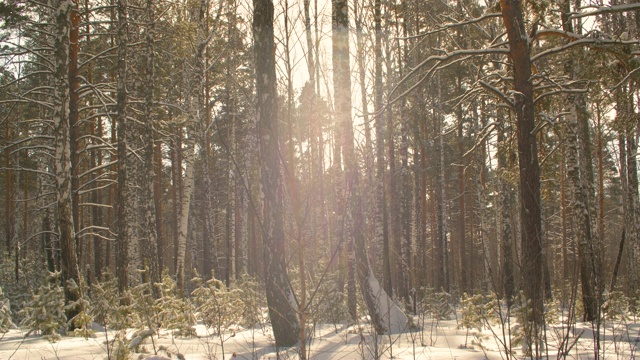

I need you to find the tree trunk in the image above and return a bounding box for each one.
[171,129,181,275]
[497,110,515,307]
[69,0,81,266]
[90,107,103,282]
[625,116,640,293]
[253,0,301,347]
[434,73,448,293]
[500,0,544,350]
[373,0,392,298]
[53,0,82,324]
[202,107,218,279]
[456,103,467,294]
[154,138,163,272]
[115,0,129,295]
[142,0,160,295]
[175,128,194,297]
[4,118,14,259]
[561,0,601,321]
[332,0,408,334]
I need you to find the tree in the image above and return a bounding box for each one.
[141,0,160,295]
[332,0,408,335]
[52,0,82,325]
[253,0,301,347]
[560,0,600,321]
[115,0,130,295]
[499,0,545,350]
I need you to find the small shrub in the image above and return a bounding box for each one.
[0,286,14,333]
[0,256,48,323]
[421,287,453,320]
[155,272,196,336]
[192,273,242,334]
[19,271,66,342]
[460,292,487,332]
[236,274,268,328]
[90,273,137,330]
[315,282,351,325]
[602,290,631,322]
[66,279,94,338]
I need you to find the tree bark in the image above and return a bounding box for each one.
[561,0,600,322]
[176,114,196,297]
[4,118,14,258]
[434,73,448,293]
[497,110,515,306]
[53,0,82,324]
[500,0,544,350]
[69,0,81,265]
[373,0,392,298]
[142,0,160,295]
[332,0,408,334]
[253,0,301,347]
[115,0,129,295]
[154,138,163,272]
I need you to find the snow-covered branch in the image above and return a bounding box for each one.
[570,3,640,19]
[397,12,502,40]
[390,47,509,106]
[479,80,514,107]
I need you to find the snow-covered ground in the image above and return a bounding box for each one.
[1,316,638,359]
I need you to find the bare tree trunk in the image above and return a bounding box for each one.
[115,0,129,294]
[500,0,544,351]
[332,0,408,334]
[142,0,160,295]
[90,109,104,282]
[4,119,14,259]
[171,129,181,275]
[154,138,163,272]
[474,104,492,291]
[53,0,82,324]
[175,127,195,297]
[625,112,640,293]
[253,0,301,347]
[396,6,411,304]
[202,82,218,279]
[69,0,81,267]
[456,101,467,294]
[434,73,448,293]
[561,0,600,321]
[497,110,515,307]
[354,0,375,272]
[373,0,392,298]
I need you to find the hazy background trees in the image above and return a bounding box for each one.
[1,0,640,350]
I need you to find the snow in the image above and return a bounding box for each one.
[2,315,637,359]
[367,273,409,335]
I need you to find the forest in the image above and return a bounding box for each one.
[1,0,640,358]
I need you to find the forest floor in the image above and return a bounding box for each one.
[0,315,638,359]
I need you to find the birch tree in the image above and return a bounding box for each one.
[175,0,206,296]
[52,0,82,323]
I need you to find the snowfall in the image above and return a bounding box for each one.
[1,315,638,359]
